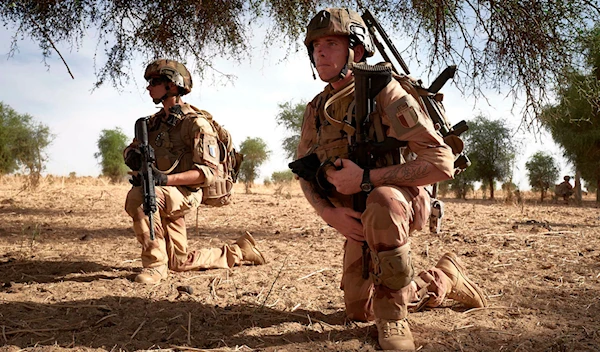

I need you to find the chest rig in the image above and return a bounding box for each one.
[310,82,403,169]
[148,107,190,175]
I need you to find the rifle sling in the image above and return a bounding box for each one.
[152,151,188,175]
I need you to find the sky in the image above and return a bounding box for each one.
[0,24,572,191]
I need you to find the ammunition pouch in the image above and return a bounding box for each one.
[202,178,233,207]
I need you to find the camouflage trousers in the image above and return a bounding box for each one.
[125,186,244,271]
[341,185,451,321]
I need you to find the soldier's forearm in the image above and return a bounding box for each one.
[300,179,334,217]
[371,159,448,187]
[166,169,204,186]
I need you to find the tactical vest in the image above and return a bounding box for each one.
[148,104,240,207]
[308,81,404,171]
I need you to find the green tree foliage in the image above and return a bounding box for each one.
[0,102,53,186]
[464,115,518,200]
[541,25,600,201]
[525,151,559,202]
[2,1,598,125]
[271,170,294,184]
[238,137,270,192]
[94,128,129,183]
[275,100,305,160]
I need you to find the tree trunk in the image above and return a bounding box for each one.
[489,178,495,200]
[540,189,545,202]
[597,178,600,203]
[574,170,582,206]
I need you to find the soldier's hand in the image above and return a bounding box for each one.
[153,169,168,186]
[325,158,363,195]
[321,207,364,243]
[124,149,142,171]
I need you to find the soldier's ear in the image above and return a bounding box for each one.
[353,44,365,63]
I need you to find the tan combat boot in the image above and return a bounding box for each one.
[376,318,416,351]
[236,232,266,265]
[134,264,168,284]
[435,252,487,308]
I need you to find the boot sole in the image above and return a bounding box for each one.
[444,253,488,307]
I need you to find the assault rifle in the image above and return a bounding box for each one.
[361,10,471,233]
[351,63,394,212]
[134,117,157,241]
[351,63,395,280]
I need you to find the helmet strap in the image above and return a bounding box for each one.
[325,48,355,83]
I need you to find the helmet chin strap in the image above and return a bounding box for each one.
[325,48,355,83]
[153,83,180,105]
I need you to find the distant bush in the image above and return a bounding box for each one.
[263,177,272,187]
[271,170,294,184]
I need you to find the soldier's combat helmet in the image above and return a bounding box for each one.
[304,8,375,81]
[144,59,193,103]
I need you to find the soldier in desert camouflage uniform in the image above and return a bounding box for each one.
[296,8,487,351]
[555,175,574,204]
[123,59,266,284]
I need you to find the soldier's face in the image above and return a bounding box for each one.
[146,76,168,99]
[312,35,349,82]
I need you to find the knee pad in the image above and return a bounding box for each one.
[370,243,414,290]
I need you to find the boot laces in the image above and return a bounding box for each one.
[382,320,407,338]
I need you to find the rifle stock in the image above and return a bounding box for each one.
[351,63,392,213]
[134,117,157,241]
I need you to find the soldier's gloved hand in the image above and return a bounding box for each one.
[124,149,142,171]
[153,169,168,186]
[129,174,142,187]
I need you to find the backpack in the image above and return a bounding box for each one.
[392,71,467,163]
[188,105,243,206]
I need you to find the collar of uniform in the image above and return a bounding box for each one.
[148,109,166,128]
[178,103,196,115]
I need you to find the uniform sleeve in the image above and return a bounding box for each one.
[182,114,217,187]
[296,100,318,158]
[376,79,455,179]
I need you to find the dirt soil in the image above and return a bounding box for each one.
[1,177,600,352]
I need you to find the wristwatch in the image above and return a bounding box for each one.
[360,168,374,193]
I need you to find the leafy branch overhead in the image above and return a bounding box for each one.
[2,1,599,125]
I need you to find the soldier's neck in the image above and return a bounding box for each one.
[330,72,354,91]
[162,96,184,113]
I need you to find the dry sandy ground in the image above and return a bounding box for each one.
[1,176,599,351]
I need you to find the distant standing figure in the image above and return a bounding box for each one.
[555,176,574,204]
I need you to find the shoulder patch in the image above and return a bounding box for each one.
[385,94,427,138]
[390,98,419,128]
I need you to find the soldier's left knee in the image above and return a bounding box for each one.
[371,242,414,290]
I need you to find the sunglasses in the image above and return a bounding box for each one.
[147,77,166,87]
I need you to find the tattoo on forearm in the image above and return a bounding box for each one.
[300,180,332,214]
[380,160,430,185]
